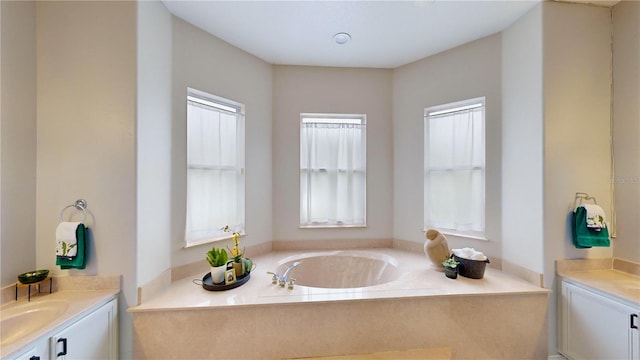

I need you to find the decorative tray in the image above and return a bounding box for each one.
[201,272,250,291]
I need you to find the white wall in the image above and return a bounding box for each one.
[272,66,393,242]
[392,34,502,258]
[0,0,37,287]
[136,1,172,287]
[171,17,273,267]
[501,4,544,274]
[35,2,137,357]
[1,3,633,358]
[542,2,613,281]
[612,0,640,263]
[542,3,612,355]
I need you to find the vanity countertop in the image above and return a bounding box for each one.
[557,259,640,308]
[1,283,119,359]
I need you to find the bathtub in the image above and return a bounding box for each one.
[276,250,400,288]
[131,247,550,359]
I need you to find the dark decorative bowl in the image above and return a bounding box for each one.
[452,255,490,279]
[18,269,49,284]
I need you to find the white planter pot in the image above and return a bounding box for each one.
[210,264,227,284]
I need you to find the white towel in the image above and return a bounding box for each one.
[452,247,487,261]
[56,222,81,258]
[581,204,607,230]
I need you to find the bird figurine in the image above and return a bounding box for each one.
[424,229,451,271]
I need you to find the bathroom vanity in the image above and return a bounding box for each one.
[558,261,640,360]
[1,288,119,360]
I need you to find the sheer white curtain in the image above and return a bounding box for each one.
[186,97,244,245]
[424,105,484,234]
[300,117,366,226]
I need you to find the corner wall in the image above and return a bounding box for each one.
[612,0,640,263]
[136,0,173,288]
[171,17,273,267]
[0,0,37,287]
[35,2,138,357]
[542,1,613,281]
[542,2,613,355]
[392,34,502,258]
[501,4,544,275]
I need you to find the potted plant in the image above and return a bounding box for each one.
[442,257,459,279]
[206,247,228,284]
[223,226,253,277]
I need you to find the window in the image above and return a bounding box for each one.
[185,88,245,247]
[424,97,485,237]
[300,113,366,227]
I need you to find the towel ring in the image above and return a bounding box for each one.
[574,192,597,209]
[59,199,88,223]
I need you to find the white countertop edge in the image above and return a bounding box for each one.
[128,287,551,313]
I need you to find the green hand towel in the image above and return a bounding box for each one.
[572,206,610,249]
[56,224,87,269]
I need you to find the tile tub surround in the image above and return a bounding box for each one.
[130,249,549,359]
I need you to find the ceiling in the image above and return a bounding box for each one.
[162,0,616,69]
[163,0,545,69]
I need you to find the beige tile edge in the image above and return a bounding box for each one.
[55,274,122,291]
[392,238,503,270]
[555,258,613,275]
[244,241,273,258]
[170,261,208,283]
[1,274,122,305]
[136,242,273,305]
[392,238,424,254]
[137,239,532,306]
[0,282,49,305]
[1,283,20,304]
[613,258,640,276]
[502,259,544,288]
[555,257,640,277]
[170,241,273,282]
[137,269,171,306]
[139,239,395,305]
[274,238,393,251]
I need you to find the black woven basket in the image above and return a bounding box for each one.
[453,255,490,279]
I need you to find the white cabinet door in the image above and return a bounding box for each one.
[8,338,49,360]
[561,281,639,360]
[50,299,117,360]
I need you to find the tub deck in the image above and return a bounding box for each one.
[130,248,547,311]
[130,248,549,359]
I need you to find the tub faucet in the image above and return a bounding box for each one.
[279,261,301,287]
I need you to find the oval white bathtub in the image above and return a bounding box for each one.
[277,250,400,288]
